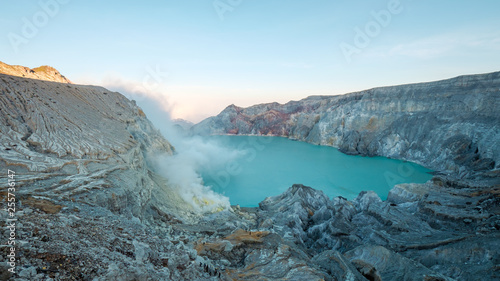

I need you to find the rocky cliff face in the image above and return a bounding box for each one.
[1,68,499,280]
[192,72,500,178]
[0,72,235,280]
[0,61,72,84]
[0,73,201,220]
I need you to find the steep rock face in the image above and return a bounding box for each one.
[192,72,500,177]
[0,61,72,84]
[0,73,198,221]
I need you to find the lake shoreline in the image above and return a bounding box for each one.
[200,135,433,207]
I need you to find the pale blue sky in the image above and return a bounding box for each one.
[1,0,500,122]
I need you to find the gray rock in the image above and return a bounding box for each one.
[253,180,499,280]
[353,190,382,211]
[312,250,368,281]
[344,245,453,281]
[192,71,500,177]
[387,183,431,204]
[18,266,37,278]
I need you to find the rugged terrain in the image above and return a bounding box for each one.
[0,62,72,84]
[0,72,224,280]
[192,72,500,179]
[0,68,499,280]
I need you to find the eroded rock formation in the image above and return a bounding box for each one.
[192,72,500,178]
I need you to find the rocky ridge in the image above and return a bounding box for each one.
[192,71,500,178]
[0,62,72,84]
[0,69,499,280]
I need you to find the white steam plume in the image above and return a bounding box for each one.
[96,76,243,213]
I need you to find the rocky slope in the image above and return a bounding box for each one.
[0,62,72,84]
[164,179,500,281]
[0,73,198,220]
[192,71,500,178]
[1,68,499,280]
[0,72,227,280]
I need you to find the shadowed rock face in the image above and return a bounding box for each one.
[192,72,500,178]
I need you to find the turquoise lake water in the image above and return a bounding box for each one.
[200,135,433,207]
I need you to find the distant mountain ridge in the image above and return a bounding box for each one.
[0,61,72,84]
[172,118,194,130]
[192,71,500,178]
